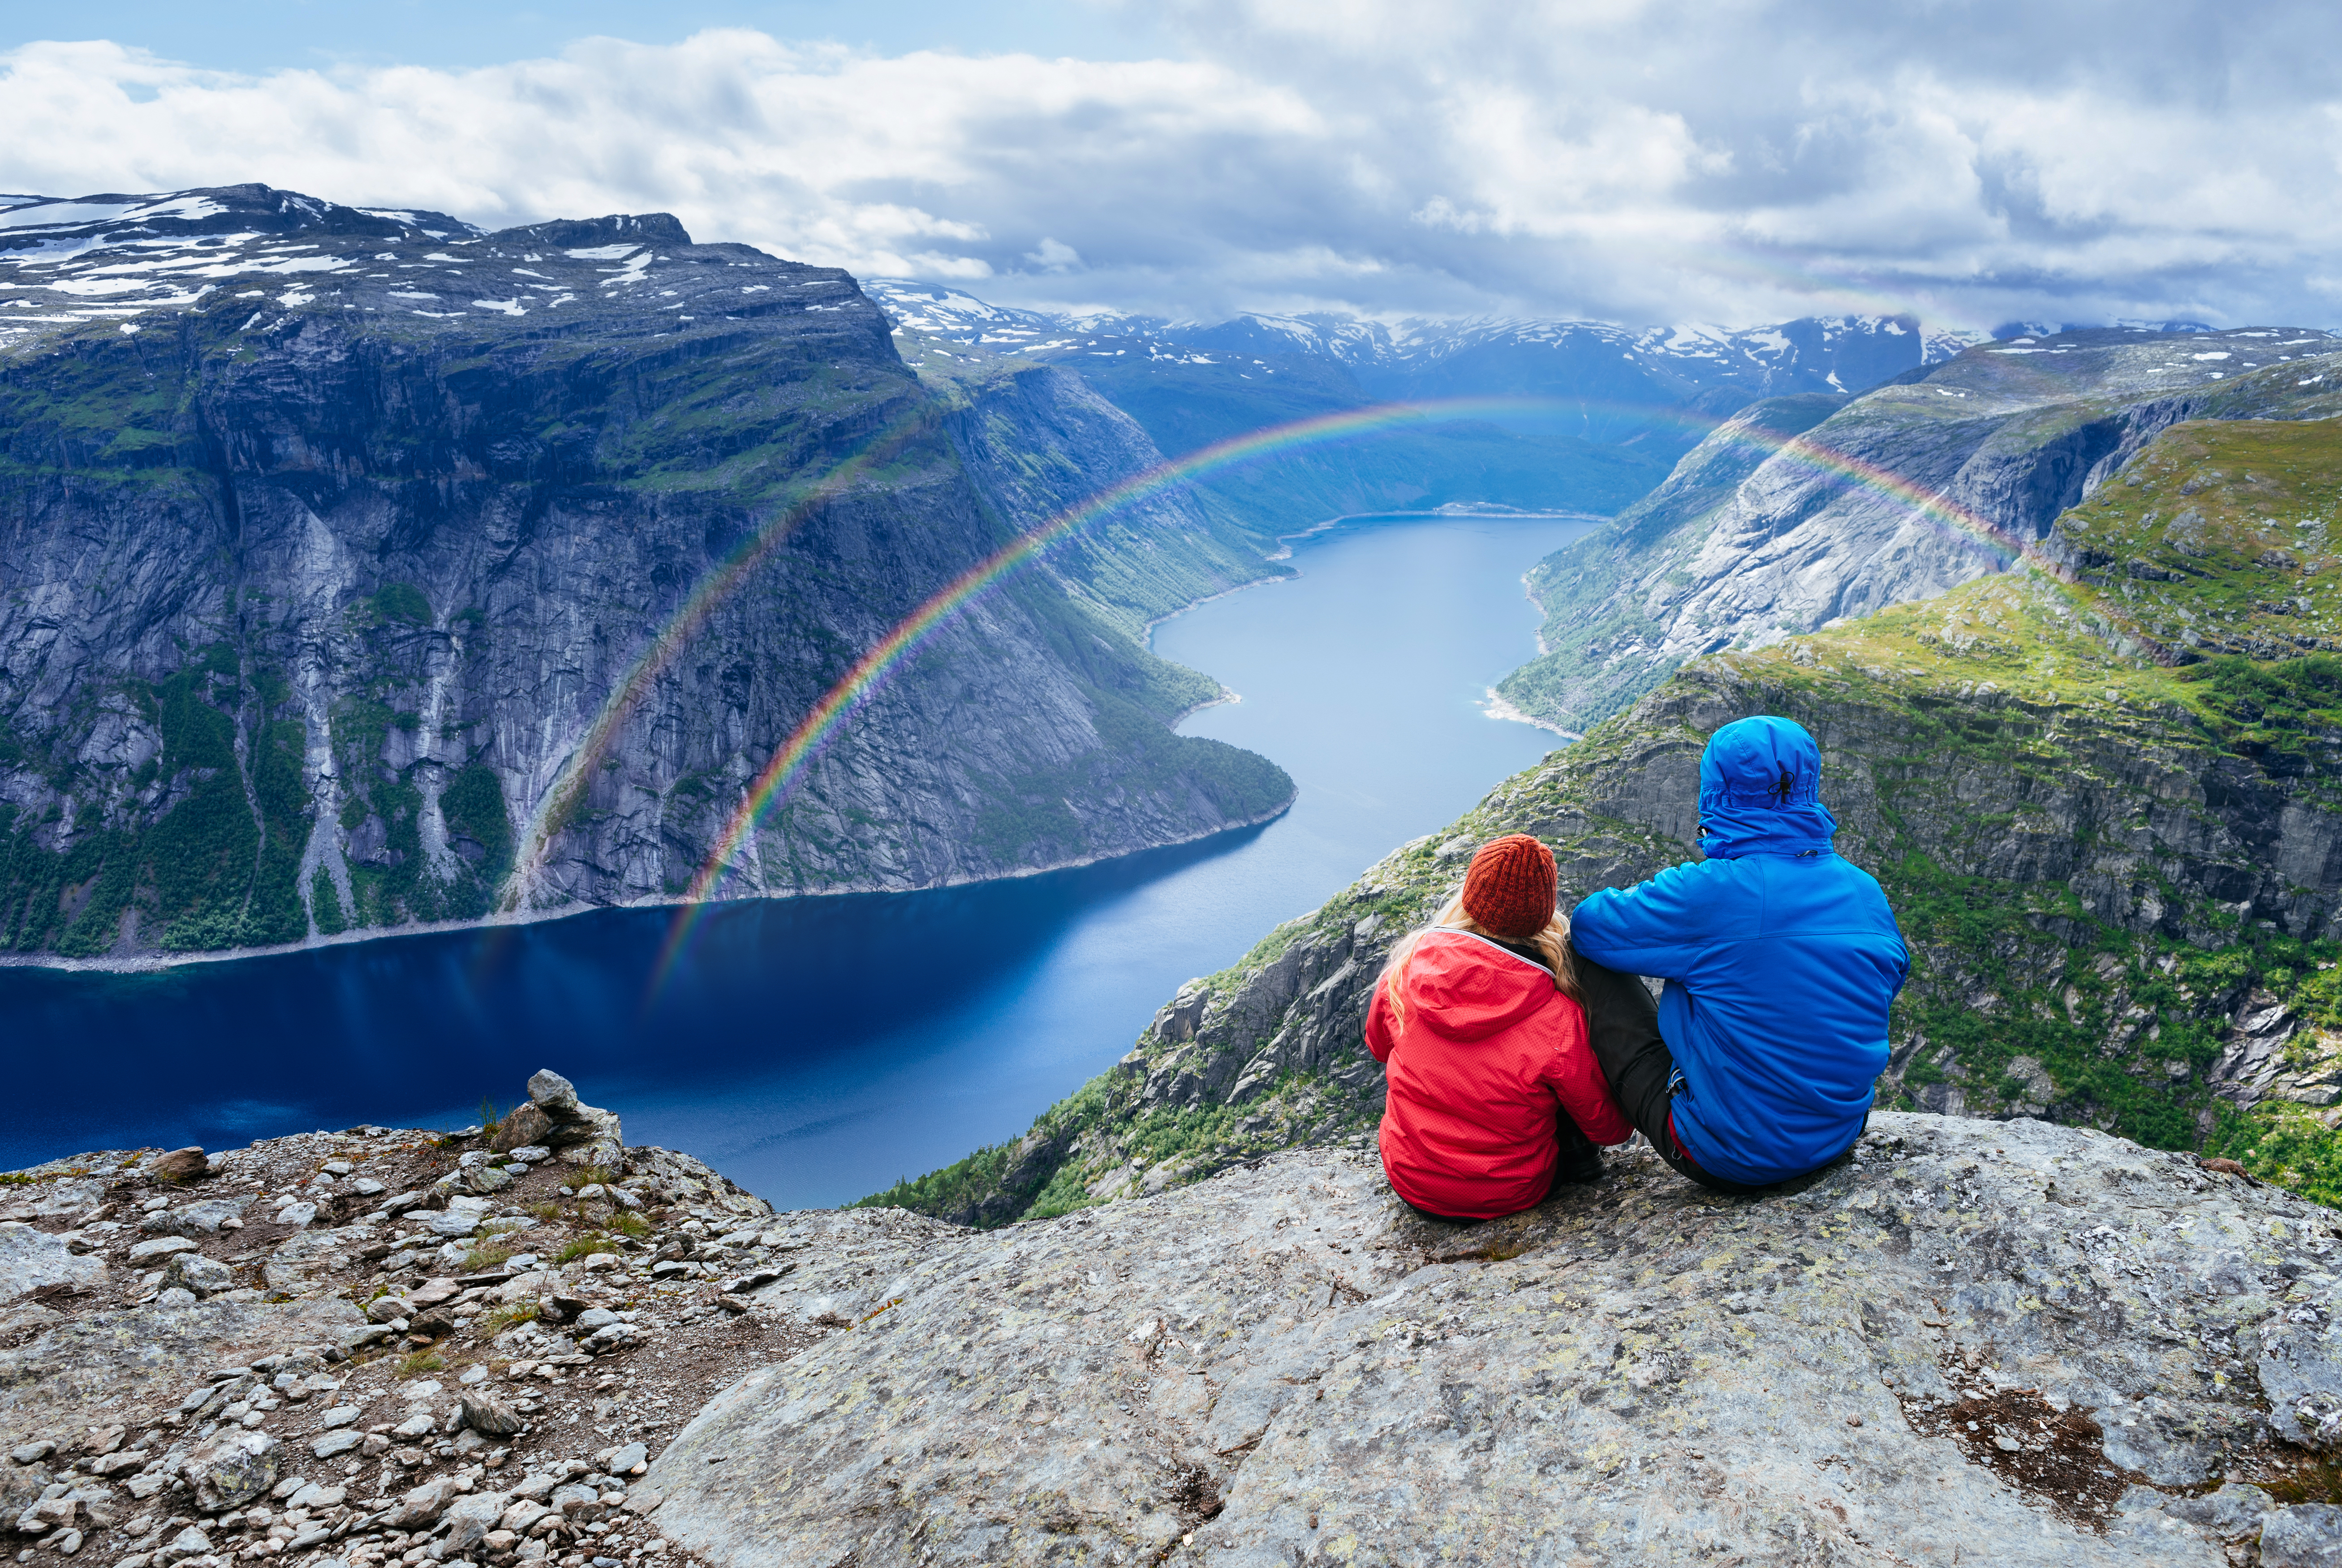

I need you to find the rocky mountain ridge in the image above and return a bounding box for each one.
[865,281,1967,539]
[7,1078,2341,1565]
[1498,324,2342,734]
[0,185,1293,961]
[864,280,1967,405]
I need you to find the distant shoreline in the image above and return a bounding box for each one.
[0,796,1296,978]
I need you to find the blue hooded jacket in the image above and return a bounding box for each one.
[1567,716,1909,1185]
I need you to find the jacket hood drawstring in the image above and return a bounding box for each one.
[1696,715,1838,859]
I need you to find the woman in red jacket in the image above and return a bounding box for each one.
[1366,834,1632,1221]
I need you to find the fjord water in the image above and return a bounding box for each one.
[0,516,1594,1207]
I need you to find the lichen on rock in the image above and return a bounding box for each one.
[654,1113,2342,1564]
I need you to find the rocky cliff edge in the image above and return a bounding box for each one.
[8,1085,2342,1567]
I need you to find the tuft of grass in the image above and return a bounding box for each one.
[561,1165,617,1192]
[610,1211,650,1239]
[528,1202,565,1223]
[0,1172,36,1186]
[480,1304,539,1334]
[477,1098,504,1140]
[552,1236,616,1266]
[461,1241,514,1273]
[396,1351,445,1378]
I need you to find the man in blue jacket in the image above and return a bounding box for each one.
[1567,715,1909,1191]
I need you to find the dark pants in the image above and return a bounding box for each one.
[1569,945,1779,1196]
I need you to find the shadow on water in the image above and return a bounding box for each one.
[0,821,1269,1169]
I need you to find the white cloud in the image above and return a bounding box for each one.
[2,1,2338,329]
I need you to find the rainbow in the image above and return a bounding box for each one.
[497,407,939,913]
[645,390,2043,983]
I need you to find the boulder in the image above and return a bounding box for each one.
[147,1150,209,1184]
[527,1070,580,1116]
[182,1429,282,1513]
[0,1463,48,1522]
[309,1431,362,1460]
[160,1253,232,1299]
[550,1482,602,1521]
[0,1226,106,1303]
[643,1115,2342,1567]
[438,1490,510,1554]
[459,1391,524,1437]
[154,1525,210,1565]
[491,1070,622,1161]
[382,1475,461,1529]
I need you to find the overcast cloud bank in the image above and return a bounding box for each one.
[3,0,2337,330]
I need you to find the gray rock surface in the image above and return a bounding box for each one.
[2265,1503,2342,1567]
[649,1114,2339,1566]
[0,1224,106,1302]
[0,1297,361,1449]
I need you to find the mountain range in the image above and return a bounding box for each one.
[868,279,1975,532]
[1499,324,2342,732]
[0,184,1293,958]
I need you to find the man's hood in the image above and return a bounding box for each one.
[1697,715,1838,859]
[1395,930,1558,1041]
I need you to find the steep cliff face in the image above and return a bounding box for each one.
[1499,326,2342,733]
[901,332,1292,636]
[872,413,2342,1226]
[0,186,1292,960]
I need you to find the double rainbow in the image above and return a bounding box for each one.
[497,409,940,912]
[641,391,2039,983]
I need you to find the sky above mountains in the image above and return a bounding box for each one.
[4,0,2338,333]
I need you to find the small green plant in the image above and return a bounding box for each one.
[553,1236,614,1266]
[561,1164,617,1193]
[461,1241,514,1273]
[610,1211,650,1239]
[480,1304,539,1334]
[477,1098,504,1139]
[0,1172,35,1186]
[396,1351,445,1378]
[528,1202,566,1223]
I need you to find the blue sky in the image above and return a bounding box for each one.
[4,2,2338,331]
[0,2,1172,72]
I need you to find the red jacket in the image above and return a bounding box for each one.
[1366,929,1632,1219]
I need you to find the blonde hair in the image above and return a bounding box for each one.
[1376,889,1579,1038]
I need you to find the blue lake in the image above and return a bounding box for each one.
[0,515,1594,1207]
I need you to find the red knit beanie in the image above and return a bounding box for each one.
[1461,834,1556,940]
